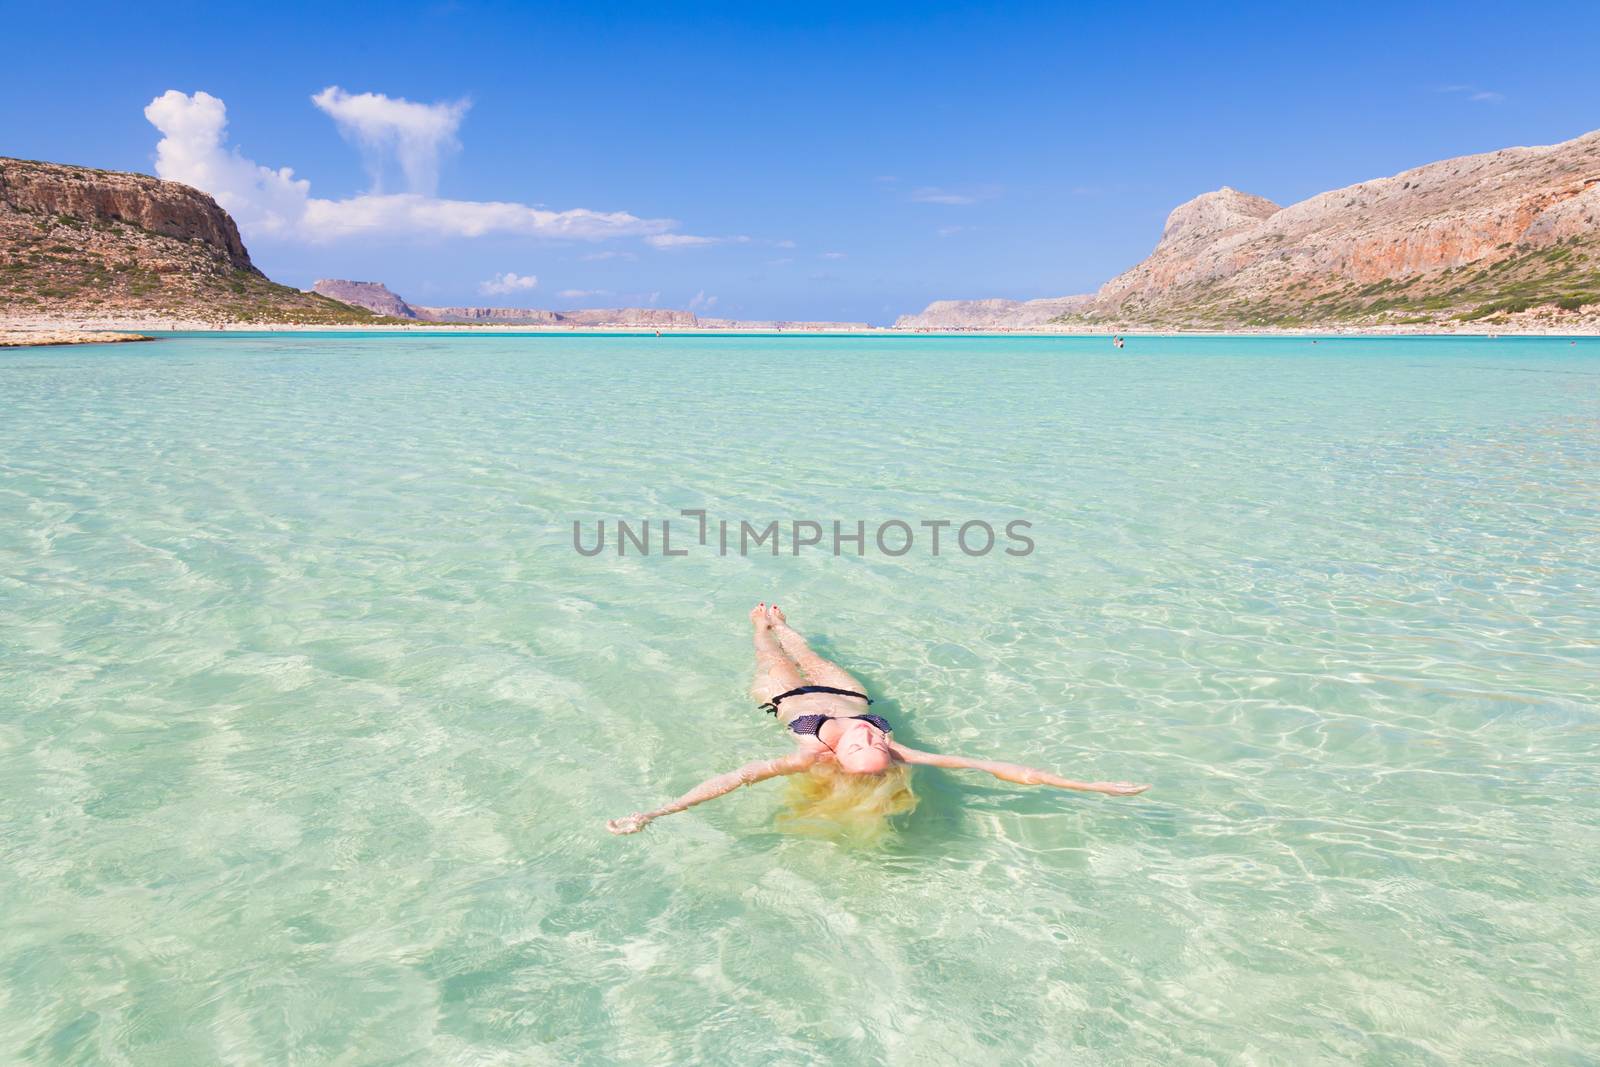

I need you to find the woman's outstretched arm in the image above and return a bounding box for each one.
[890,742,1149,797]
[606,751,820,834]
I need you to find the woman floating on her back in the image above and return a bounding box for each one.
[606,604,1149,835]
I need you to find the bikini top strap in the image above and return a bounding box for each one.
[759,685,871,716]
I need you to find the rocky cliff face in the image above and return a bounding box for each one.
[1096,187,1282,302]
[1,157,256,271]
[898,129,1600,330]
[1,157,382,324]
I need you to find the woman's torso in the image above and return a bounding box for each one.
[779,694,888,751]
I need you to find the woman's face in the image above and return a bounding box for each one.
[833,721,893,774]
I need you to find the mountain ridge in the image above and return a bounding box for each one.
[311,279,871,330]
[897,129,1600,330]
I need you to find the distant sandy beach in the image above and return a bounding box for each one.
[3,314,1599,340]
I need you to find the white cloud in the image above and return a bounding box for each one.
[820,251,847,260]
[688,290,718,310]
[144,89,676,244]
[298,194,666,241]
[310,86,468,195]
[145,90,313,238]
[480,272,538,294]
[773,239,797,249]
[558,288,612,299]
[645,233,751,249]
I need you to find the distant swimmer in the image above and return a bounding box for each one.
[1112,334,1125,349]
[605,604,1150,836]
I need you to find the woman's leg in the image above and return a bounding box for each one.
[751,603,806,722]
[767,605,865,692]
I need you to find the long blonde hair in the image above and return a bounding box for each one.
[776,761,918,842]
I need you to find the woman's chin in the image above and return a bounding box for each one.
[839,754,892,775]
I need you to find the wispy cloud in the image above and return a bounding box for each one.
[310,86,468,195]
[644,234,719,249]
[909,184,1000,205]
[820,251,847,260]
[644,233,751,249]
[581,250,638,261]
[144,89,676,244]
[559,288,612,299]
[1437,84,1505,104]
[479,271,537,294]
[688,290,718,310]
[936,225,969,238]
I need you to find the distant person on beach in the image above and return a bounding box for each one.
[606,604,1150,836]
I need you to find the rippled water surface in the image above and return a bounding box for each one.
[2,332,1597,1064]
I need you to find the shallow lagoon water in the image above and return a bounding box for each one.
[1,332,1597,1063]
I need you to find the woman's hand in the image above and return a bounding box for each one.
[606,812,653,835]
[1091,782,1150,796]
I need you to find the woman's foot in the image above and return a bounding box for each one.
[766,603,788,627]
[750,602,771,630]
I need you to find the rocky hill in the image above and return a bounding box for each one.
[309,278,417,319]
[1,158,387,324]
[900,129,1600,331]
[313,279,870,330]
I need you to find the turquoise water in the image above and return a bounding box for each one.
[2,332,1597,1064]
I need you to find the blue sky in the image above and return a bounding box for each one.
[4,1,1599,323]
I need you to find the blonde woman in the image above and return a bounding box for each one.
[605,604,1150,835]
